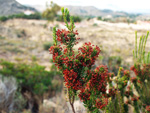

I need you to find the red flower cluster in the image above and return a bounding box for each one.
[130,65,140,76]
[56,29,79,45]
[49,45,62,56]
[76,42,101,67]
[131,95,140,101]
[79,86,91,101]
[95,97,108,109]
[78,65,109,110]
[49,46,64,68]
[89,65,108,92]
[63,69,82,90]
[109,87,117,96]
[146,105,150,112]
[123,70,130,77]
[130,64,150,83]
[141,64,150,79]
[130,77,137,83]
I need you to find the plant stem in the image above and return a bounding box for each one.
[70,102,76,113]
[68,90,76,113]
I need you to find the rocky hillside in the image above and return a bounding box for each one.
[0,0,37,16]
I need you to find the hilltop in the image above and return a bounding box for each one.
[0,0,37,16]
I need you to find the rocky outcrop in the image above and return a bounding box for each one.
[0,0,37,16]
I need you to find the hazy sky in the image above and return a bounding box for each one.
[16,0,150,14]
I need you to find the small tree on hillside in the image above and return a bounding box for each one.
[42,1,61,21]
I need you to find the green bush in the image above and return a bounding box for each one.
[97,16,102,20]
[0,60,61,97]
[93,23,98,26]
[0,13,42,22]
[9,13,42,20]
[74,16,82,22]
[56,15,82,22]
[103,18,112,22]
[0,16,8,22]
[42,1,60,21]
[87,16,93,21]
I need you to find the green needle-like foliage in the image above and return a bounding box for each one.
[131,31,150,113]
[133,31,149,65]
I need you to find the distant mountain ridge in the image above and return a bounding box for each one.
[63,5,137,17]
[0,0,37,16]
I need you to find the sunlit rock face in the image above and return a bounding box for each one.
[0,75,17,112]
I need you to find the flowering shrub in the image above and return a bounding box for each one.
[50,7,150,113]
[49,8,110,113]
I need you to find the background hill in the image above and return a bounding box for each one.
[31,4,140,18]
[62,5,140,17]
[0,0,37,16]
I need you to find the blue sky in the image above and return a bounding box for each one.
[16,0,150,14]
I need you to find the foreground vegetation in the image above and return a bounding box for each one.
[50,8,150,113]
